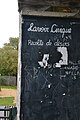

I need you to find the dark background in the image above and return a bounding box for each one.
[20,16,80,120]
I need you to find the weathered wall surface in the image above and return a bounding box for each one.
[18,0,80,14]
[19,15,80,120]
[17,1,80,120]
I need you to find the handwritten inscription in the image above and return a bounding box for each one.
[27,23,72,37]
[54,40,69,47]
[27,23,71,69]
[28,39,70,47]
[28,23,49,33]
[50,24,71,37]
[28,39,44,46]
[46,40,52,46]
[60,64,80,80]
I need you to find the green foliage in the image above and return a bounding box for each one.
[0,37,19,76]
[0,97,15,106]
[1,86,17,89]
[4,37,19,50]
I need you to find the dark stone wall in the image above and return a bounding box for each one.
[20,15,80,120]
[18,0,80,12]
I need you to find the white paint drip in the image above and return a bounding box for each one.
[48,84,51,88]
[63,93,66,96]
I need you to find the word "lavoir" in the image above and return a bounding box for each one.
[27,23,72,35]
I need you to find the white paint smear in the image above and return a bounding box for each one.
[56,47,68,67]
[38,54,49,68]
